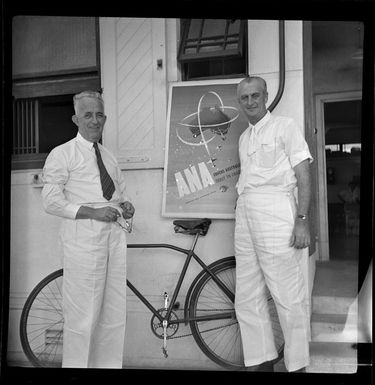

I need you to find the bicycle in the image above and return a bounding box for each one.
[19,218,284,370]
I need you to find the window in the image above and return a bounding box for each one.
[325,143,361,156]
[12,16,101,170]
[12,95,79,169]
[178,19,248,81]
[324,99,362,159]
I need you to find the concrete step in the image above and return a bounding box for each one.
[306,261,359,373]
[307,341,357,373]
[312,260,358,299]
[312,260,358,315]
[312,294,356,315]
[311,313,357,343]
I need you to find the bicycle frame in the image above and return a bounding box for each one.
[126,233,235,327]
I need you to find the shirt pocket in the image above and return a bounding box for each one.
[256,138,284,168]
[256,141,276,168]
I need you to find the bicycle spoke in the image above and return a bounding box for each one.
[27,320,63,334]
[200,321,242,362]
[27,315,63,322]
[35,330,63,364]
[189,261,244,369]
[189,259,283,370]
[27,320,63,344]
[211,325,241,361]
[36,292,62,314]
[32,338,58,357]
[202,280,232,303]
[20,271,64,367]
[50,278,63,303]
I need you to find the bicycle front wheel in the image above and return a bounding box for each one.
[188,257,284,370]
[19,269,64,367]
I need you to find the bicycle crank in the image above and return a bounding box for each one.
[162,320,168,358]
[150,308,179,340]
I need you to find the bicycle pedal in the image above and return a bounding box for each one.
[173,301,180,309]
[162,347,168,358]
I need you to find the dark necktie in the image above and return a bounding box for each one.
[93,142,115,200]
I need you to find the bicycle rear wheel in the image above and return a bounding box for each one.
[188,257,284,370]
[19,269,64,367]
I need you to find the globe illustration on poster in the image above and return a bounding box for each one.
[176,91,240,166]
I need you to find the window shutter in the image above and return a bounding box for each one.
[178,19,245,62]
[100,18,167,169]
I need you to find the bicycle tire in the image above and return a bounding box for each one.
[188,257,284,370]
[19,269,64,367]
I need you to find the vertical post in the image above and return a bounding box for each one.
[21,101,24,154]
[35,100,39,154]
[25,100,29,153]
[30,99,34,153]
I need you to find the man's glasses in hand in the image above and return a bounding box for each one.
[116,217,133,233]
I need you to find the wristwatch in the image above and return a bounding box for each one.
[297,214,307,220]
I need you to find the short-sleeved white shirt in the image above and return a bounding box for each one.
[237,111,313,194]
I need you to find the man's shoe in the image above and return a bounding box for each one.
[244,365,257,371]
[256,361,274,372]
[292,367,306,373]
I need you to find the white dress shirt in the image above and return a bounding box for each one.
[42,132,130,219]
[237,111,313,194]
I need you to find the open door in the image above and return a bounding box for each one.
[315,91,362,261]
[303,21,318,311]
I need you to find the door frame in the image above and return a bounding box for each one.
[315,90,362,261]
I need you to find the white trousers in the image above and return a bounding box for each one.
[60,218,127,368]
[234,190,310,372]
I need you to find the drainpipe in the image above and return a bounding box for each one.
[268,20,286,112]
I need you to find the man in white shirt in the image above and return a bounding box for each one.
[234,77,312,372]
[42,90,135,368]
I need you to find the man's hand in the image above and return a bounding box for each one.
[120,201,135,219]
[290,219,310,249]
[93,206,122,222]
[76,205,121,222]
[292,159,311,249]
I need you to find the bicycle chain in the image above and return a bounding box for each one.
[165,308,237,340]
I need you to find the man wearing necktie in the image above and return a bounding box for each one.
[42,91,135,368]
[234,77,312,373]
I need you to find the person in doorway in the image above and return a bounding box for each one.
[234,76,312,373]
[338,178,360,204]
[41,90,135,368]
[338,177,360,235]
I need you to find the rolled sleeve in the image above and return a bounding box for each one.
[284,119,313,168]
[41,150,81,219]
[290,149,313,168]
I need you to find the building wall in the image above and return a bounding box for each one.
[9,18,310,369]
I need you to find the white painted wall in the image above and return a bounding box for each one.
[8,19,309,370]
[312,49,362,94]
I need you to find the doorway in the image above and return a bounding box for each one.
[315,92,362,261]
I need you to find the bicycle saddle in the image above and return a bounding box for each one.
[173,218,212,236]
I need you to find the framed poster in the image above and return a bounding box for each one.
[162,79,248,219]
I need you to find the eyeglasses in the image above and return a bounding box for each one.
[116,217,133,233]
